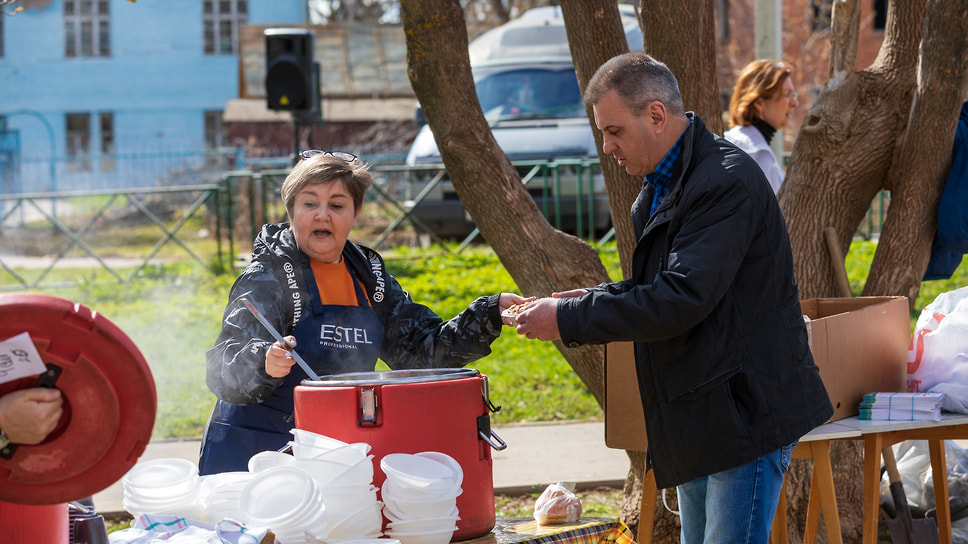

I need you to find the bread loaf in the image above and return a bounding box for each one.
[534,482,582,525]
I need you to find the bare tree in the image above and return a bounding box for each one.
[398,0,611,431]
[783,0,968,304]
[401,0,717,540]
[402,0,968,541]
[639,1,722,135]
[775,1,968,541]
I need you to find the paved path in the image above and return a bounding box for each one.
[93,421,630,515]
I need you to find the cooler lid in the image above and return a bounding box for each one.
[300,368,480,387]
[0,293,156,505]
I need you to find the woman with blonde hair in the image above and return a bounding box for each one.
[725,59,800,194]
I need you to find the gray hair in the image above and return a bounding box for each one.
[584,52,685,116]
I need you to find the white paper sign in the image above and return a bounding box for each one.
[0,332,48,384]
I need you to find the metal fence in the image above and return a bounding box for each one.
[0,146,890,290]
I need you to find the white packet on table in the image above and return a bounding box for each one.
[533,481,582,525]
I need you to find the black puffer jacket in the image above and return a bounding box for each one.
[557,115,832,489]
[206,223,503,406]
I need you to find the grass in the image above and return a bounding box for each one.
[25,242,621,440]
[11,237,968,441]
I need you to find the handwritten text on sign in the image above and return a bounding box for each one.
[0,332,47,384]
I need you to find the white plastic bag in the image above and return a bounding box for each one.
[533,481,582,525]
[879,440,968,544]
[907,286,968,395]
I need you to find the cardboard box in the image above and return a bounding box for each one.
[604,341,647,452]
[801,296,910,421]
[604,296,911,450]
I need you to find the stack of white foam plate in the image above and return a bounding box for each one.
[380,452,462,544]
[121,458,202,519]
[238,465,328,543]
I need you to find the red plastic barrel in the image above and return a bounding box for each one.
[294,369,503,541]
[0,501,68,543]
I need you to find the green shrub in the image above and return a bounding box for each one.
[28,239,968,440]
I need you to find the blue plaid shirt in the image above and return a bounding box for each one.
[645,119,692,217]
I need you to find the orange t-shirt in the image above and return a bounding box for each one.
[310,259,366,306]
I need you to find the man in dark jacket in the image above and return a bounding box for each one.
[514,53,832,543]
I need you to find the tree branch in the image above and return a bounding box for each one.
[828,0,860,86]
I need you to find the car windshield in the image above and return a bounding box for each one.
[476,67,585,122]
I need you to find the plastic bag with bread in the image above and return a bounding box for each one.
[533,481,582,525]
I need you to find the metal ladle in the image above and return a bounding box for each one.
[238,296,321,381]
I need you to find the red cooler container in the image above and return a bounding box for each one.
[0,501,69,542]
[294,368,505,541]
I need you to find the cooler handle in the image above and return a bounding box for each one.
[359,387,379,426]
[477,414,507,451]
[479,429,507,451]
[481,376,501,413]
[478,431,508,451]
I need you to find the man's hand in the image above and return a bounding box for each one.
[515,296,561,341]
[498,293,534,327]
[0,388,64,445]
[265,335,298,378]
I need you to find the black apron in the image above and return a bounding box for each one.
[198,263,384,475]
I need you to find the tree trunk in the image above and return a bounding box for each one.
[780,1,968,541]
[559,0,642,280]
[639,0,723,136]
[399,0,610,429]
[864,0,968,301]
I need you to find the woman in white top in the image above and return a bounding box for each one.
[724,60,800,195]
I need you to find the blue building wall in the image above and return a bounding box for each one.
[0,0,306,192]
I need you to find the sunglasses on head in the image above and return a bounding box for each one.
[299,150,358,163]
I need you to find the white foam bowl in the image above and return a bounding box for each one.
[291,428,351,449]
[328,455,375,487]
[318,443,372,465]
[387,514,460,534]
[383,500,459,524]
[238,466,325,526]
[385,527,456,544]
[199,471,250,494]
[382,490,458,521]
[322,499,384,539]
[122,458,199,498]
[320,484,378,505]
[326,534,400,544]
[248,450,295,473]
[123,479,201,513]
[381,454,457,491]
[324,485,378,515]
[382,476,461,503]
[309,531,387,543]
[294,457,354,487]
[414,452,463,488]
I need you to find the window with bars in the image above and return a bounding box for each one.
[100,112,114,172]
[65,0,111,58]
[66,113,91,172]
[204,111,226,149]
[204,0,247,55]
[204,110,229,167]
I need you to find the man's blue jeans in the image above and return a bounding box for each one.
[676,442,796,544]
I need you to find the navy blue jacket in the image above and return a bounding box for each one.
[557,115,833,489]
